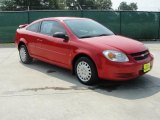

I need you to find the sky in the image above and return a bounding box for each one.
[112,0,160,11]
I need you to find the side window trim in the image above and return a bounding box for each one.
[37,21,42,33]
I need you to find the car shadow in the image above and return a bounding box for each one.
[21,60,160,100]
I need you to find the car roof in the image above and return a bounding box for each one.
[37,17,89,22]
[30,17,91,25]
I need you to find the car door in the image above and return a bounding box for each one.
[39,20,71,66]
[25,21,43,56]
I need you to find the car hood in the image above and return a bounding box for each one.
[80,35,147,54]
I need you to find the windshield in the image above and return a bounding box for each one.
[64,19,114,38]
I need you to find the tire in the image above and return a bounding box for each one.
[75,57,98,85]
[19,45,32,64]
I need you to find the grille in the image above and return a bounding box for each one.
[130,50,149,61]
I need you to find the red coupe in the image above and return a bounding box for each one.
[15,17,154,85]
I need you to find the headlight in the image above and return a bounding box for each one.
[103,50,129,62]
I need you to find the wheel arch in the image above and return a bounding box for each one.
[18,38,27,50]
[72,53,97,75]
[18,41,26,50]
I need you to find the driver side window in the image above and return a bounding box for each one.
[40,21,66,36]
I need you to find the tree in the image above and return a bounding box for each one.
[40,0,59,9]
[0,0,113,10]
[0,0,60,10]
[0,0,16,10]
[118,1,138,11]
[66,0,95,10]
[66,0,112,10]
[77,0,95,10]
[95,0,112,10]
[130,2,138,11]
[66,0,79,10]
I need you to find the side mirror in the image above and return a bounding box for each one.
[53,32,69,41]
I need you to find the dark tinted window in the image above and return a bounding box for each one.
[64,19,114,38]
[40,21,66,36]
[26,22,40,32]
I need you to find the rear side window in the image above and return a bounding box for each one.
[40,21,66,36]
[26,22,41,32]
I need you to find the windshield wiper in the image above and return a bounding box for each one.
[97,34,109,36]
[79,34,111,38]
[79,35,94,38]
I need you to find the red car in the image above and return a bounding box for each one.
[15,17,153,85]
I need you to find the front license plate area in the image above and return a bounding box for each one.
[143,63,151,72]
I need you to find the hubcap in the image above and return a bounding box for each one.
[77,61,92,82]
[20,47,26,62]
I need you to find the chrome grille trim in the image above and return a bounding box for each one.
[130,50,149,61]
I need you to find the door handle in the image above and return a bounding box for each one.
[37,39,43,42]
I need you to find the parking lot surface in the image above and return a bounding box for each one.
[0,42,160,120]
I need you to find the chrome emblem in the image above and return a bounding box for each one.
[141,52,148,57]
[141,54,145,57]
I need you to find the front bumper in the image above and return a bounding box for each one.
[97,54,154,81]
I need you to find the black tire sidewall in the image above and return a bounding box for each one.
[19,45,32,64]
[75,57,98,85]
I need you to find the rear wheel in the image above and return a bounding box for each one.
[75,57,98,85]
[19,45,32,64]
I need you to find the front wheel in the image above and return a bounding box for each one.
[19,45,33,64]
[75,57,98,85]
